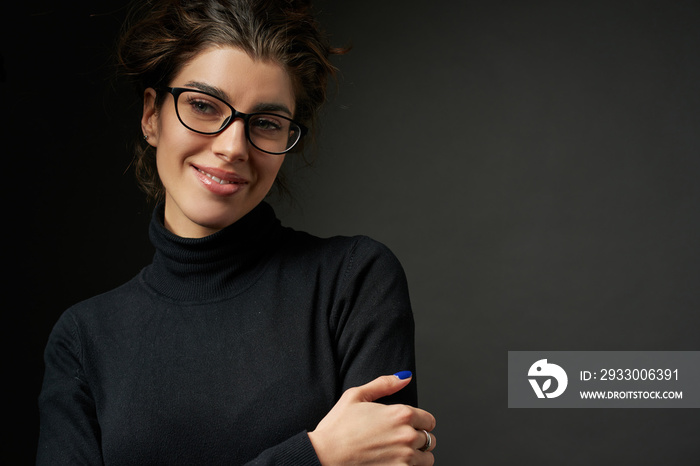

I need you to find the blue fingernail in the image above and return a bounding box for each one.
[394,370,413,380]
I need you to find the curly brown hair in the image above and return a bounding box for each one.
[117,0,346,202]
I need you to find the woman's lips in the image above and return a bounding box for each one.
[192,165,248,195]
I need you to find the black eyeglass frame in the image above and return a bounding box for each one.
[161,86,308,155]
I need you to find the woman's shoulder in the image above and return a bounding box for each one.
[285,228,388,251]
[279,227,406,275]
[56,273,146,327]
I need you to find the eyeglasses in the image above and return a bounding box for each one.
[162,87,307,155]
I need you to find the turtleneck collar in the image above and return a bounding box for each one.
[142,201,283,303]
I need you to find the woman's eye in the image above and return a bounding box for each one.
[189,99,216,114]
[182,94,225,118]
[251,117,283,131]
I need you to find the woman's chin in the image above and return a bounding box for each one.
[164,188,265,237]
[190,211,245,235]
[164,206,241,238]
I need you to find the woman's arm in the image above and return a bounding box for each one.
[308,237,437,465]
[330,236,419,404]
[37,313,103,465]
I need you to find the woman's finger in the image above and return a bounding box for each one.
[416,450,436,466]
[346,372,414,403]
[409,406,437,432]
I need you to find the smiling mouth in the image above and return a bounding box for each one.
[195,167,246,185]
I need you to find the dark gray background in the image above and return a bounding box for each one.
[4,0,699,464]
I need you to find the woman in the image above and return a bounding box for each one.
[37,0,436,464]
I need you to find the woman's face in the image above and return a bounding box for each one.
[142,46,295,238]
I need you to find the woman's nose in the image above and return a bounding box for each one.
[211,118,249,162]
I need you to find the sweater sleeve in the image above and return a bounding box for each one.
[243,432,320,465]
[331,236,418,406]
[37,311,103,465]
[246,236,418,464]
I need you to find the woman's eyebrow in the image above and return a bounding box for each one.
[184,80,293,116]
[185,80,229,101]
[251,102,293,116]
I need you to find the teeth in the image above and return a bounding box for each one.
[198,168,235,184]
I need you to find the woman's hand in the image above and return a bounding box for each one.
[308,373,436,465]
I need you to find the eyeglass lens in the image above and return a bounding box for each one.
[175,90,301,154]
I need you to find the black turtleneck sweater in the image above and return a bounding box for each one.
[37,202,417,465]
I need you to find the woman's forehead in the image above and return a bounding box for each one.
[173,46,295,113]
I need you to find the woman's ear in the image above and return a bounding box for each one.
[141,88,159,146]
